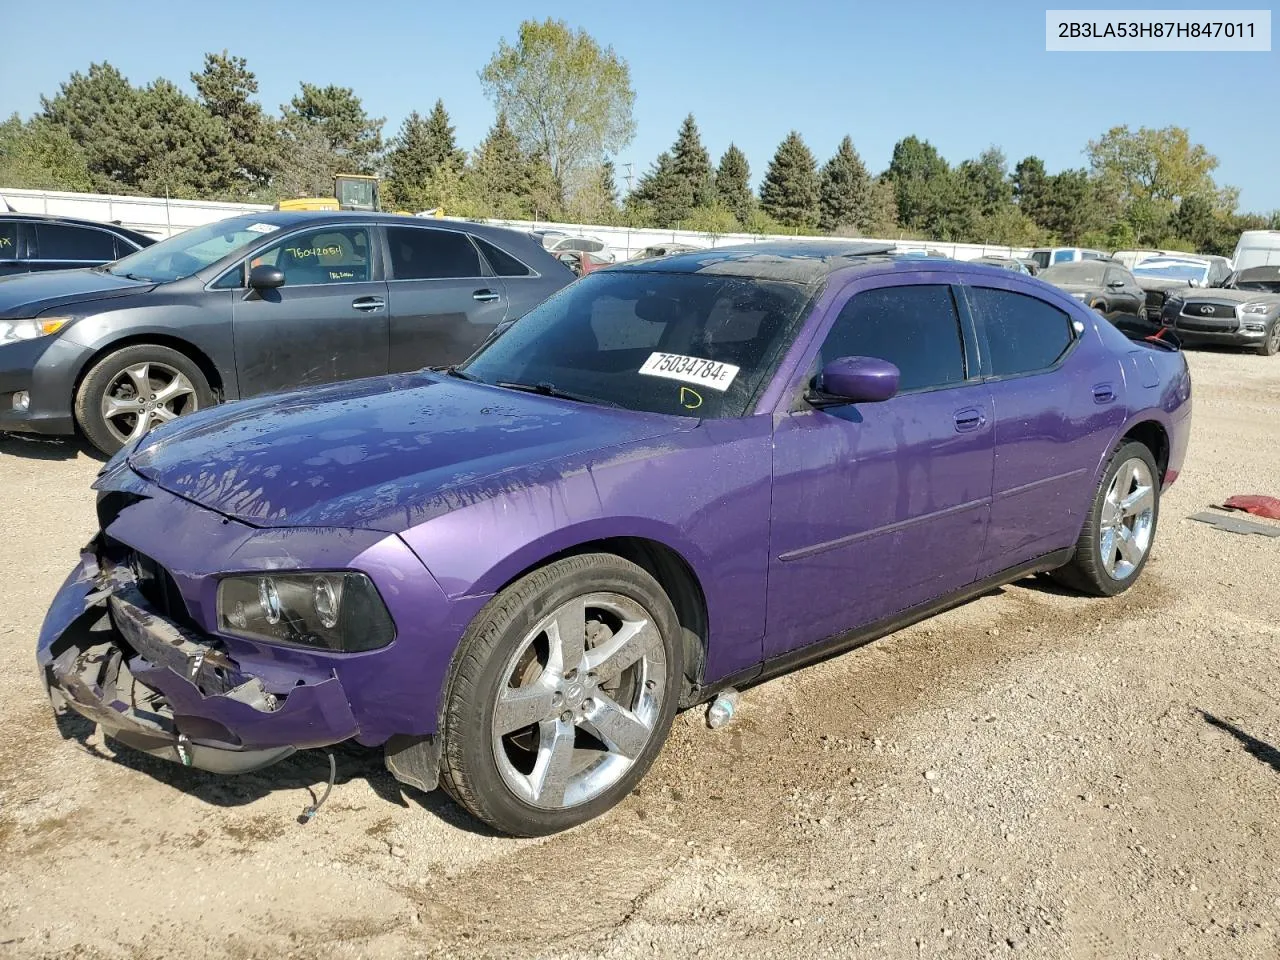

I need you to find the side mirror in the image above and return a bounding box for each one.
[810,356,900,407]
[1107,279,1125,289]
[248,264,285,290]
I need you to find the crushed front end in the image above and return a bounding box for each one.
[36,458,469,785]
[38,537,361,773]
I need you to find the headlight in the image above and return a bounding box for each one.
[217,572,395,652]
[0,317,71,344]
[1241,302,1272,316]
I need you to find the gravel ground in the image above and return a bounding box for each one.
[1,348,1278,960]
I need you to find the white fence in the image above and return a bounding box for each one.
[0,186,1033,261]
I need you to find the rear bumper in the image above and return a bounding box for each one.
[37,556,360,774]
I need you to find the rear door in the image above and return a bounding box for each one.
[383,225,509,371]
[31,222,119,271]
[962,279,1126,577]
[230,223,389,396]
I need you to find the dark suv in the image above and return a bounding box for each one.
[0,213,155,276]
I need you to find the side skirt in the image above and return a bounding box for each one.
[696,547,1075,704]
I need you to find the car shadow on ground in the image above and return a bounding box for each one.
[1199,710,1280,774]
[0,432,105,463]
[53,711,501,837]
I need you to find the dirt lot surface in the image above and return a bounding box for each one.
[1,349,1278,960]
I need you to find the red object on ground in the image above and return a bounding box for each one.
[1223,495,1280,520]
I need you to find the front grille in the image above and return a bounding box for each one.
[1181,301,1237,321]
[99,536,197,631]
[1177,318,1239,333]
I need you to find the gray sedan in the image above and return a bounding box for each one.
[0,212,573,453]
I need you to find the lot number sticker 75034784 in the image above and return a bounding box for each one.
[638,352,740,392]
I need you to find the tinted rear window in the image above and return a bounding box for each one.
[36,223,117,261]
[388,227,483,280]
[967,287,1074,377]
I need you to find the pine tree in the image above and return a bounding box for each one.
[423,99,465,175]
[670,114,715,212]
[715,144,753,225]
[191,51,278,196]
[760,131,820,229]
[599,158,619,209]
[470,112,533,218]
[631,151,684,226]
[385,112,436,210]
[819,135,871,233]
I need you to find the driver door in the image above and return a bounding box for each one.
[765,277,993,658]
[231,224,389,396]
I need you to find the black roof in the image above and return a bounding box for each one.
[610,240,947,284]
[0,211,156,246]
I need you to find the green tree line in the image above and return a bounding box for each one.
[2,19,1275,255]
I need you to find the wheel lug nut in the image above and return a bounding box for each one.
[560,710,573,723]
[564,669,577,681]
[551,692,563,707]
[582,698,594,712]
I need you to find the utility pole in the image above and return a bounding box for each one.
[622,162,634,196]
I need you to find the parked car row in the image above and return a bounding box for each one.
[0,212,155,276]
[34,239,1191,836]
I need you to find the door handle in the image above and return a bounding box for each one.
[1092,383,1115,404]
[953,407,986,432]
[472,289,501,303]
[352,296,384,312]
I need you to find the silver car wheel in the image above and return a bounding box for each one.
[100,362,199,445]
[491,592,667,811]
[1098,457,1156,581]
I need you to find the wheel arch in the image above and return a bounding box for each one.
[1120,418,1170,483]
[485,534,711,704]
[71,334,227,406]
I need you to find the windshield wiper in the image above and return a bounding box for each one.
[495,380,618,407]
[439,364,484,383]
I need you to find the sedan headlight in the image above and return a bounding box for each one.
[1241,302,1273,316]
[217,572,395,652]
[0,317,70,344]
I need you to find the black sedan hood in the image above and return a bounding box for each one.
[1135,277,1194,293]
[0,269,155,319]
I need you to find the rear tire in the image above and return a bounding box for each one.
[1051,441,1160,597]
[438,553,683,836]
[74,344,214,455]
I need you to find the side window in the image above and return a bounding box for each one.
[253,227,372,284]
[0,221,16,260]
[968,287,1074,377]
[1104,267,1119,285]
[35,224,117,261]
[822,285,966,393]
[474,237,532,277]
[1052,249,1075,264]
[387,227,482,280]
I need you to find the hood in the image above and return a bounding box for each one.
[126,373,694,532]
[1135,277,1195,293]
[1046,282,1100,297]
[1175,288,1280,305]
[0,268,155,319]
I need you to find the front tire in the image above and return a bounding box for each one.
[1051,441,1160,597]
[438,553,683,836]
[1258,321,1280,357]
[74,344,214,455]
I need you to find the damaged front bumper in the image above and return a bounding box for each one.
[37,550,361,775]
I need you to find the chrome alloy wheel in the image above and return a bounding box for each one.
[101,362,199,445]
[491,593,667,810]
[1099,457,1156,580]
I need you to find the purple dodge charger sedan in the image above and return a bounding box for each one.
[37,242,1192,835]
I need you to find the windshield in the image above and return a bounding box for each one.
[461,270,815,418]
[107,216,279,282]
[1133,259,1209,283]
[1040,262,1105,285]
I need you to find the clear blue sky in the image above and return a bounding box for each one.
[3,0,1277,210]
